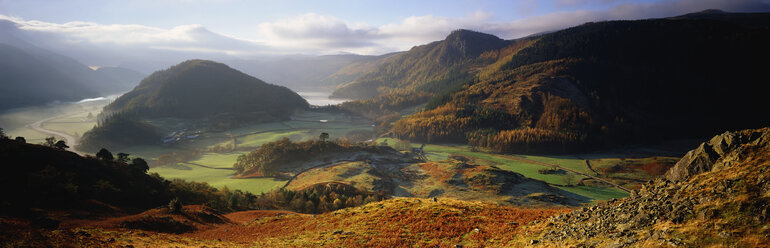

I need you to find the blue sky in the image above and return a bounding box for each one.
[1,0,768,64]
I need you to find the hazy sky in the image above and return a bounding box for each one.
[1,0,769,63]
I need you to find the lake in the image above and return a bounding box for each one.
[297,91,349,106]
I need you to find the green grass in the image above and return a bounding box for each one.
[375,137,638,201]
[237,130,311,147]
[150,163,286,194]
[190,152,246,169]
[286,161,378,190]
[518,155,592,175]
[119,145,185,160]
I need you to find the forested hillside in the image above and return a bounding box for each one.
[392,11,770,153]
[104,59,308,119]
[333,30,534,121]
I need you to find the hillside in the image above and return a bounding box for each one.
[3,127,768,247]
[526,127,770,247]
[0,138,170,214]
[393,11,770,153]
[0,22,144,110]
[235,138,587,207]
[331,29,513,100]
[76,114,161,153]
[104,59,308,119]
[318,52,400,90]
[233,138,416,178]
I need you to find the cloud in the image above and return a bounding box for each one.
[0,15,261,52]
[2,0,769,68]
[254,0,770,55]
[256,11,496,54]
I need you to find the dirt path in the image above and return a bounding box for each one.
[506,155,631,193]
[584,160,600,176]
[28,114,84,156]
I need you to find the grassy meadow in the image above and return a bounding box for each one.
[139,111,374,194]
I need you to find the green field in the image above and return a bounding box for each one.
[375,137,634,201]
[1,99,646,201]
[191,152,247,169]
[135,111,374,194]
[150,163,286,194]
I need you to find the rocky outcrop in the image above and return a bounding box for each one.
[541,179,696,245]
[536,127,770,247]
[665,128,770,182]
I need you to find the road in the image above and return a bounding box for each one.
[28,114,84,156]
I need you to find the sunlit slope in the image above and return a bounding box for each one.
[393,11,770,153]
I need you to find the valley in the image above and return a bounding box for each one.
[2,7,769,247]
[1,91,671,201]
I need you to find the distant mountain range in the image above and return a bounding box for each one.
[224,54,386,92]
[0,24,145,110]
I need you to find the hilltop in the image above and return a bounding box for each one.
[78,60,309,151]
[104,59,308,119]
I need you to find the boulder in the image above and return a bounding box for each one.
[665,128,770,182]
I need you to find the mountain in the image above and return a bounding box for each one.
[317,52,400,90]
[103,59,308,119]
[224,54,379,91]
[93,67,146,93]
[330,29,517,100]
[0,21,144,110]
[392,11,770,153]
[0,43,97,110]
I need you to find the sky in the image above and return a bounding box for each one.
[1,0,769,68]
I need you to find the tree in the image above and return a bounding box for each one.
[564,172,577,187]
[96,148,114,161]
[44,136,56,147]
[117,153,130,163]
[0,127,6,139]
[319,132,330,142]
[15,136,26,143]
[168,198,182,213]
[54,140,69,150]
[130,158,150,173]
